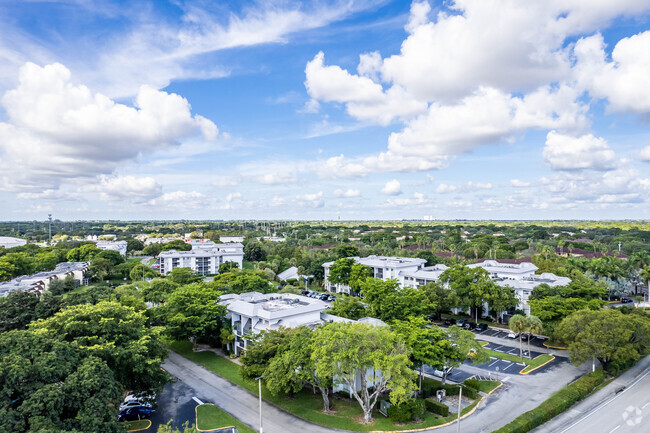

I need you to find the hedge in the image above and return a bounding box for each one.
[387,399,426,423]
[493,369,605,433]
[461,384,478,399]
[463,378,481,391]
[425,398,449,417]
[422,381,478,399]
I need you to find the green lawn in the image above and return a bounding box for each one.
[483,348,526,364]
[521,354,555,374]
[475,380,501,393]
[122,419,150,431]
[166,340,483,432]
[196,404,256,433]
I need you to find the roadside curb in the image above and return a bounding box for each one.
[126,419,151,432]
[195,402,236,432]
[520,355,556,375]
[543,342,568,350]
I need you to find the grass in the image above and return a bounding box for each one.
[242,260,254,270]
[521,355,555,374]
[196,404,256,433]
[475,380,501,393]
[122,420,151,431]
[484,349,527,364]
[165,340,484,432]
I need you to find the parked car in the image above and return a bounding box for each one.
[476,323,488,332]
[327,295,336,302]
[120,393,155,411]
[621,297,634,303]
[463,322,477,330]
[456,319,469,327]
[299,290,309,296]
[117,406,151,422]
[432,367,453,378]
[520,333,531,341]
[507,331,519,339]
[444,318,456,326]
[120,400,152,411]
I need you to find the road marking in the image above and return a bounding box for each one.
[608,426,620,433]
[558,367,650,433]
[489,360,500,367]
[508,348,518,354]
[642,402,650,409]
[192,397,204,405]
[503,362,514,371]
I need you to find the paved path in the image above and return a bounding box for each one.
[533,355,650,433]
[164,347,588,433]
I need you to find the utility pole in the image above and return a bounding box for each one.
[48,214,52,244]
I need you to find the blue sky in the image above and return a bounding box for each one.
[0,0,650,220]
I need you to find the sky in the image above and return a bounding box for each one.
[0,0,650,221]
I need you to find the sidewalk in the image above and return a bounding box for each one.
[532,355,650,432]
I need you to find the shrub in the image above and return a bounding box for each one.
[461,384,478,399]
[425,398,449,416]
[463,378,481,390]
[494,369,605,433]
[387,399,425,423]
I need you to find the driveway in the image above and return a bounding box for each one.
[149,379,199,431]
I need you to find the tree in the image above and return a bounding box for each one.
[163,284,226,344]
[142,278,180,304]
[0,290,39,331]
[66,244,99,262]
[442,325,489,384]
[31,301,169,394]
[509,314,527,361]
[1,252,35,277]
[95,249,125,266]
[327,295,367,320]
[529,296,605,335]
[421,282,458,320]
[240,328,295,381]
[360,278,430,322]
[244,241,266,262]
[218,261,239,273]
[556,309,650,372]
[327,258,355,287]
[168,267,203,285]
[211,270,271,294]
[391,317,450,391]
[130,263,158,281]
[88,257,113,282]
[333,244,359,259]
[0,330,123,433]
[126,238,145,255]
[524,315,544,359]
[487,285,519,323]
[157,421,199,433]
[348,263,372,294]
[312,322,416,424]
[440,265,498,323]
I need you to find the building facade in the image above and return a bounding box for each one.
[96,240,128,256]
[158,242,244,276]
[0,236,27,249]
[0,262,89,297]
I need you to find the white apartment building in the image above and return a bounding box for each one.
[96,240,128,256]
[401,264,450,288]
[158,242,244,276]
[0,262,89,297]
[468,260,571,316]
[220,292,328,355]
[323,255,427,293]
[219,235,245,243]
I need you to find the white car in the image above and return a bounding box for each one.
[119,394,154,411]
[507,331,519,339]
[432,367,453,378]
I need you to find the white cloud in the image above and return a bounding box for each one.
[257,172,299,185]
[149,190,205,206]
[381,179,402,195]
[0,62,217,192]
[89,175,162,203]
[543,131,616,171]
[226,192,242,202]
[510,179,531,187]
[296,191,324,208]
[212,177,239,187]
[574,31,650,114]
[382,191,428,207]
[334,189,361,198]
[640,146,650,162]
[435,181,492,194]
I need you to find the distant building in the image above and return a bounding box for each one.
[0,262,89,297]
[158,242,244,276]
[0,236,27,249]
[277,266,311,282]
[96,240,128,256]
[220,236,245,243]
[323,256,427,293]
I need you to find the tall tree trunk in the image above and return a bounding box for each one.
[441,370,448,385]
[419,365,423,392]
[519,335,523,361]
[320,387,330,412]
[527,336,532,359]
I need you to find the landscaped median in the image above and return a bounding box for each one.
[492,369,605,433]
[480,346,556,374]
[166,340,488,432]
[122,419,151,432]
[195,403,256,433]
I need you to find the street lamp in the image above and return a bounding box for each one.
[256,376,264,433]
[456,384,462,433]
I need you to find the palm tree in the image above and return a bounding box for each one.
[524,316,544,359]
[509,314,527,361]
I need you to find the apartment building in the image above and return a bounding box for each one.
[96,240,128,256]
[0,262,89,297]
[158,242,244,276]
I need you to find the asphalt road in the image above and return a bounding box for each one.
[534,357,650,433]
[149,379,199,431]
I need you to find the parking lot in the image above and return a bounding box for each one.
[475,327,547,348]
[148,378,199,431]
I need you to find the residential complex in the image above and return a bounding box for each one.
[96,240,128,256]
[0,261,89,297]
[0,236,27,249]
[158,241,244,276]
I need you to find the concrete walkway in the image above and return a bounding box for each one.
[164,347,589,433]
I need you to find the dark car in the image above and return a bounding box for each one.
[521,333,531,341]
[476,323,488,332]
[621,298,634,303]
[463,322,477,330]
[117,406,151,422]
[443,318,456,326]
[456,318,469,327]
[319,293,329,300]
[299,290,309,296]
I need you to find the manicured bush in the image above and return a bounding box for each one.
[463,378,481,391]
[494,369,605,433]
[461,384,478,399]
[387,398,426,423]
[425,398,449,417]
